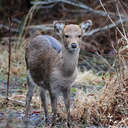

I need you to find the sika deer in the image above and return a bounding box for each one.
[25,20,92,126]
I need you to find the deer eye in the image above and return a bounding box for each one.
[78,35,81,38]
[65,35,69,38]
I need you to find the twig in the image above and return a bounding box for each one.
[96,52,115,71]
[0,96,25,107]
[6,17,12,101]
[99,0,128,42]
[17,4,38,48]
[115,0,127,40]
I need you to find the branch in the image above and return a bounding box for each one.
[85,18,128,36]
[27,24,53,31]
[31,0,126,18]
[0,24,19,33]
[27,24,53,36]
[27,18,128,37]
[36,3,57,9]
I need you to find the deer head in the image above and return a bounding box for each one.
[54,20,92,53]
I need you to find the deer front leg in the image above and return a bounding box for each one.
[40,87,48,123]
[62,88,71,128]
[49,90,57,126]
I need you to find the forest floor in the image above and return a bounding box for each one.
[0,42,105,128]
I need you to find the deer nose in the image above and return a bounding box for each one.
[71,43,77,48]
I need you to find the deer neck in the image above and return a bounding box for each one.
[60,46,80,77]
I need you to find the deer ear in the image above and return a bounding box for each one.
[80,20,92,34]
[54,21,65,35]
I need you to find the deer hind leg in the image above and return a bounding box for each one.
[24,70,35,119]
[40,87,48,122]
[62,88,71,128]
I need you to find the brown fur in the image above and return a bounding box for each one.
[24,20,92,127]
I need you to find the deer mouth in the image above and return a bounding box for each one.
[67,46,79,53]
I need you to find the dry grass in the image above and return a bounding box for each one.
[71,36,128,127]
[0,44,26,80]
[76,71,103,86]
[71,54,128,127]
